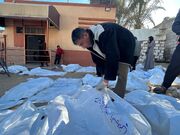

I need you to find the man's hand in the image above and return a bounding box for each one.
[96,79,109,90]
[177,35,180,44]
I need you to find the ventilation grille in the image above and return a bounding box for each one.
[25,27,45,34]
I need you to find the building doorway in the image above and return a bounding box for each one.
[25,35,45,63]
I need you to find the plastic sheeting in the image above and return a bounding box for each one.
[61,64,81,72]
[54,87,151,135]
[0,65,28,74]
[76,66,96,73]
[29,78,82,103]
[0,102,38,135]
[82,74,101,87]
[0,87,152,135]
[0,78,53,110]
[20,67,66,76]
[125,90,180,135]
[127,72,149,91]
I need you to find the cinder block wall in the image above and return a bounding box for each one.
[139,40,165,63]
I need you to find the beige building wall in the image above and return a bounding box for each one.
[4,19,14,48]
[4,19,25,64]
[48,4,116,51]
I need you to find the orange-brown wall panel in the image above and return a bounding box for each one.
[14,25,23,47]
[14,33,24,47]
[63,50,95,66]
[13,20,24,47]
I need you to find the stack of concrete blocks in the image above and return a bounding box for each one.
[132,17,177,64]
[138,40,165,63]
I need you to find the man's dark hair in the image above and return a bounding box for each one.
[71,28,86,44]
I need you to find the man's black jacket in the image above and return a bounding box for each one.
[87,23,135,81]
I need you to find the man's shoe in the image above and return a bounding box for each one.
[153,86,167,94]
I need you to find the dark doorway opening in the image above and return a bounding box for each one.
[25,35,45,63]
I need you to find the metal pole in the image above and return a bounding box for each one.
[3,35,6,63]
